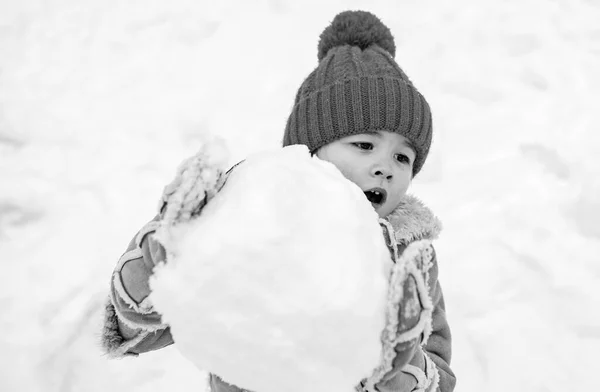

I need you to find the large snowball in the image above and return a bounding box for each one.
[150,145,390,392]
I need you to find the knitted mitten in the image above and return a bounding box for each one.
[158,140,229,228]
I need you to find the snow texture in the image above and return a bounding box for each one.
[1,0,599,391]
[150,144,389,392]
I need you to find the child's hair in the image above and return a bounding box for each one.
[282,10,433,177]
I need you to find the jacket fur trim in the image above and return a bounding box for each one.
[386,194,442,244]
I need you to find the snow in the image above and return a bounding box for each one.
[1,0,599,391]
[149,144,389,392]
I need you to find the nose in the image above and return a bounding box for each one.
[371,163,393,181]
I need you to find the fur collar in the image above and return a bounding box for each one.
[385,194,442,244]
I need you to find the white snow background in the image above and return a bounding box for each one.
[1,0,599,391]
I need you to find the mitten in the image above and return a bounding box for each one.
[158,140,229,227]
[377,345,441,392]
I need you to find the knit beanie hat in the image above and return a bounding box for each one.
[282,10,433,176]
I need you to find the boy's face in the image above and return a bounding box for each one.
[316,131,415,218]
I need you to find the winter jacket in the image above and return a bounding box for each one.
[101,164,455,392]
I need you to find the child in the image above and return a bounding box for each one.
[102,10,455,392]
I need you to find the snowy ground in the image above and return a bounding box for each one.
[1,0,599,391]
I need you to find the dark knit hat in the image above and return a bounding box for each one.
[282,10,432,176]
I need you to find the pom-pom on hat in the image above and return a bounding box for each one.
[317,10,396,60]
[283,10,433,176]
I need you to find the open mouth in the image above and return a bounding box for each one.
[364,188,387,207]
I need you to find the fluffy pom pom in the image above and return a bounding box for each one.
[317,10,395,61]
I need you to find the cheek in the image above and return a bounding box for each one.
[316,150,361,185]
[395,171,412,193]
[325,155,355,176]
[335,163,363,185]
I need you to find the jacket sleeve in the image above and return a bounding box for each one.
[366,239,455,392]
[101,215,175,357]
[422,247,456,391]
[101,146,230,358]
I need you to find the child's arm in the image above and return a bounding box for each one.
[101,147,227,358]
[421,248,456,391]
[370,244,455,392]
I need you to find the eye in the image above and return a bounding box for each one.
[352,142,373,150]
[395,153,411,165]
